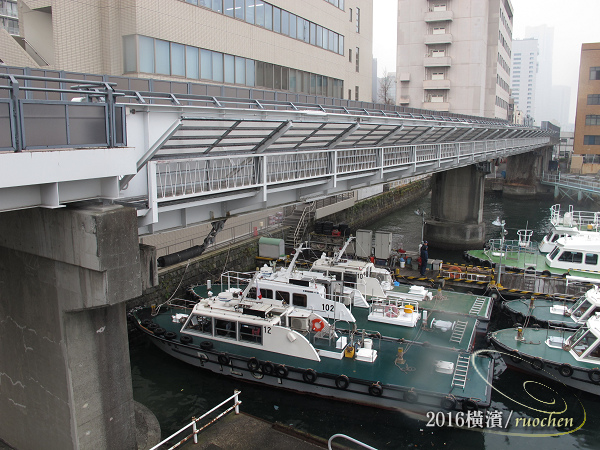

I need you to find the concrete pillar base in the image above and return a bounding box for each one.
[424,220,486,250]
[502,183,538,198]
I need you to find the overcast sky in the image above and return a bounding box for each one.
[373,0,600,122]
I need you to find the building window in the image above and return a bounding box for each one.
[355,86,359,101]
[356,7,360,33]
[585,115,600,126]
[591,67,600,80]
[348,48,352,62]
[348,88,351,100]
[349,7,352,21]
[584,135,600,145]
[588,94,600,105]
[355,47,359,72]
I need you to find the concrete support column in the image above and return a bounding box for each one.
[424,165,486,250]
[504,147,553,197]
[0,205,142,450]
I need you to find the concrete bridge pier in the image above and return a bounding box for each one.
[503,147,553,197]
[424,165,487,250]
[0,205,142,450]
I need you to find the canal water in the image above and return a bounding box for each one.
[130,192,600,449]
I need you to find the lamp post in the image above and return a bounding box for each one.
[415,209,426,243]
[492,217,506,286]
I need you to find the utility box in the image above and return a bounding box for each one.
[258,237,285,259]
[374,231,393,260]
[355,229,373,258]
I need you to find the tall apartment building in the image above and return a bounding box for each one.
[396,0,513,119]
[511,38,538,120]
[571,43,600,174]
[5,0,372,101]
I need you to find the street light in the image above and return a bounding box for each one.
[492,217,506,286]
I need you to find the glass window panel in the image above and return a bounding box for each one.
[212,52,223,81]
[155,39,170,75]
[317,75,322,95]
[340,0,344,9]
[139,36,155,73]
[317,26,323,47]
[246,59,255,86]
[255,1,264,27]
[255,61,264,87]
[273,7,280,33]
[310,73,316,95]
[264,4,272,29]
[338,35,344,55]
[289,14,296,39]
[281,10,289,35]
[333,34,339,53]
[224,54,235,83]
[186,46,199,79]
[235,0,244,19]
[224,0,234,16]
[199,0,210,7]
[235,56,246,84]
[321,27,327,49]
[329,30,335,51]
[274,65,281,90]
[296,17,304,41]
[310,23,316,45]
[201,49,212,79]
[264,63,273,88]
[303,20,309,42]
[212,0,223,12]
[245,0,254,24]
[282,67,288,90]
[186,0,198,4]
[123,35,137,73]
[303,72,309,93]
[289,69,297,92]
[171,43,185,76]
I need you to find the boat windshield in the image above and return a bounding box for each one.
[568,328,599,357]
[569,296,591,318]
[548,247,560,260]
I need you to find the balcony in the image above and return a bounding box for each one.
[424,33,453,45]
[423,101,450,111]
[423,79,451,90]
[423,56,452,67]
[424,10,454,22]
[398,73,410,82]
[398,97,410,104]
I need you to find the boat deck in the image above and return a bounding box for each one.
[504,298,578,327]
[389,285,493,321]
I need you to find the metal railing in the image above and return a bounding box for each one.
[150,390,241,450]
[542,172,600,196]
[328,433,378,450]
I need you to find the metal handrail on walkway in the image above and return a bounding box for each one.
[149,390,241,450]
[328,433,378,450]
[541,172,600,196]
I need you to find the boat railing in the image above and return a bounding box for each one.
[149,390,241,450]
[219,271,255,289]
[487,238,538,259]
[165,298,198,310]
[328,433,378,450]
[370,298,419,315]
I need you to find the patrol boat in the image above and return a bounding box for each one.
[489,313,600,395]
[130,269,494,416]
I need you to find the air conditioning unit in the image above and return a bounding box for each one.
[291,317,309,331]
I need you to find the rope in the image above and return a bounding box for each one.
[152,259,191,316]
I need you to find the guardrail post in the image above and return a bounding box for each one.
[9,75,22,152]
[192,417,198,444]
[103,82,116,147]
[234,389,240,414]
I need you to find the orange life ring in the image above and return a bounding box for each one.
[311,318,326,332]
[448,266,462,279]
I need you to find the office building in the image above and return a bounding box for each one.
[395,0,512,119]
[511,38,538,120]
[4,0,372,101]
[572,43,600,174]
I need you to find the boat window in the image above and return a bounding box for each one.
[275,291,290,304]
[576,331,599,357]
[552,234,562,242]
[239,323,262,344]
[549,247,560,260]
[344,273,357,287]
[569,328,592,356]
[586,253,599,265]
[215,319,236,339]
[260,288,273,299]
[292,293,307,307]
[186,315,213,335]
[569,296,590,317]
[558,251,583,263]
[587,342,600,359]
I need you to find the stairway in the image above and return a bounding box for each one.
[449,320,468,344]
[283,203,315,250]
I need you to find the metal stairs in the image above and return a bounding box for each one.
[449,320,468,344]
[469,297,487,316]
[283,203,315,250]
[451,354,471,390]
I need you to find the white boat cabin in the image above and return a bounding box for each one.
[550,286,600,324]
[546,235,600,272]
[540,204,600,253]
[556,314,600,363]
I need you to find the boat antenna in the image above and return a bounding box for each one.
[333,236,355,263]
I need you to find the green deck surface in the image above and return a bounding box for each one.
[504,298,578,326]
